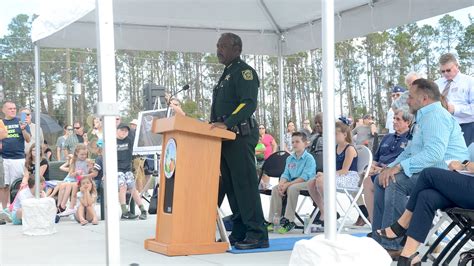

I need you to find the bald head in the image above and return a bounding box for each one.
[405,72,421,88]
[2,101,17,119]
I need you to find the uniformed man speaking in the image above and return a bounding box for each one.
[210,33,269,250]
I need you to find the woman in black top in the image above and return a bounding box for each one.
[20,144,49,188]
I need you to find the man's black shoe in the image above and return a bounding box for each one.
[234,238,269,250]
[0,219,5,225]
[228,235,244,246]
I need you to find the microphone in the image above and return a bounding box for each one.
[166,84,189,116]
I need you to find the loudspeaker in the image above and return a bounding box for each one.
[143,83,166,110]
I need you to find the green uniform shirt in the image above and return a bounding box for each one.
[211,57,259,129]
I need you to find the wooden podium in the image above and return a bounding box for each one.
[144,114,235,256]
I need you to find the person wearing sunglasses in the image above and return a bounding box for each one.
[19,107,44,156]
[435,53,474,146]
[385,86,407,134]
[371,78,469,259]
[64,121,88,156]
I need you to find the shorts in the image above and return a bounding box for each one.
[0,156,4,187]
[3,158,25,186]
[63,175,77,183]
[45,180,60,190]
[12,210,21,225]
[118,171,135,190]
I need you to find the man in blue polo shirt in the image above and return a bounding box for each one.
[362,109,412,223]
[267,131,316,234]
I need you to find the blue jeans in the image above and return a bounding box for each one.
[372,171,419,250]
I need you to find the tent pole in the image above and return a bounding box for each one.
[33,44,41,199]
[322,0,336,240]
[278,36,285,151]
[95,0,121,264]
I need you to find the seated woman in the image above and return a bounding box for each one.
[21,144,49,185]
[376,159,474,266]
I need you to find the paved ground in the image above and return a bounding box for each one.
[0,193,463,265]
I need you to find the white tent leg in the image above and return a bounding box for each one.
[322,0,336,241]
[278,37,285,151]
[95,0,120,265]
[33,44,41,198]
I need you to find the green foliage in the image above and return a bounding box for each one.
[0,12,472,143]
[456,23,474,74]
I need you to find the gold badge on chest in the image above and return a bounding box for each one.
[242,70,253,80]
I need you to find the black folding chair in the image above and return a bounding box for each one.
[257,151,290,196]
[422,208,474,265]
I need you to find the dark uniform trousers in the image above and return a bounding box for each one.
[406,167,474,243]
[221,126,268,241]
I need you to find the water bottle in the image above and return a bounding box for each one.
[303,213,310,233]
[272,212,280,232]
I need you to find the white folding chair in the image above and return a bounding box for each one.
[336,145,373,233]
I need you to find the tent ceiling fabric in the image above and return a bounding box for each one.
[32,0,472,55]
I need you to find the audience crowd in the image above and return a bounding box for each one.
[0,110,148,226]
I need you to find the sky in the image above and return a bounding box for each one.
[0,1,472,38]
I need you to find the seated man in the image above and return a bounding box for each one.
[363,109,412,222]
[372,78,469,258]
[267,131,316,234]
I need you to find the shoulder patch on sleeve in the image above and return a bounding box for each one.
[242,69,253,81]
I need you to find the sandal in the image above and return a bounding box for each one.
[377,221,407,240]
[397,252,421,266]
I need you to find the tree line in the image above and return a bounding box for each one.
[0,13,472,137]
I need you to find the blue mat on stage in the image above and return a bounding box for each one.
[228,233,368,254]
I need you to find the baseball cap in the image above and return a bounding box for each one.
[96,139,103,148]
[130,119,138,125]
[117,123,130,131]
[392,86,406,93]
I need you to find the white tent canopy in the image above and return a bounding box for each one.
[32,0,472,56]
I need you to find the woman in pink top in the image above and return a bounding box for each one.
[259,124,277,159]
[258,124,278,189]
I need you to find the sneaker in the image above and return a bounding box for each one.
[0,211,12,223]
[139,212,147,220]
[59,208,75,217]
[121,212,138,220]
[277,221,296,234]
[266,223,274,231]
